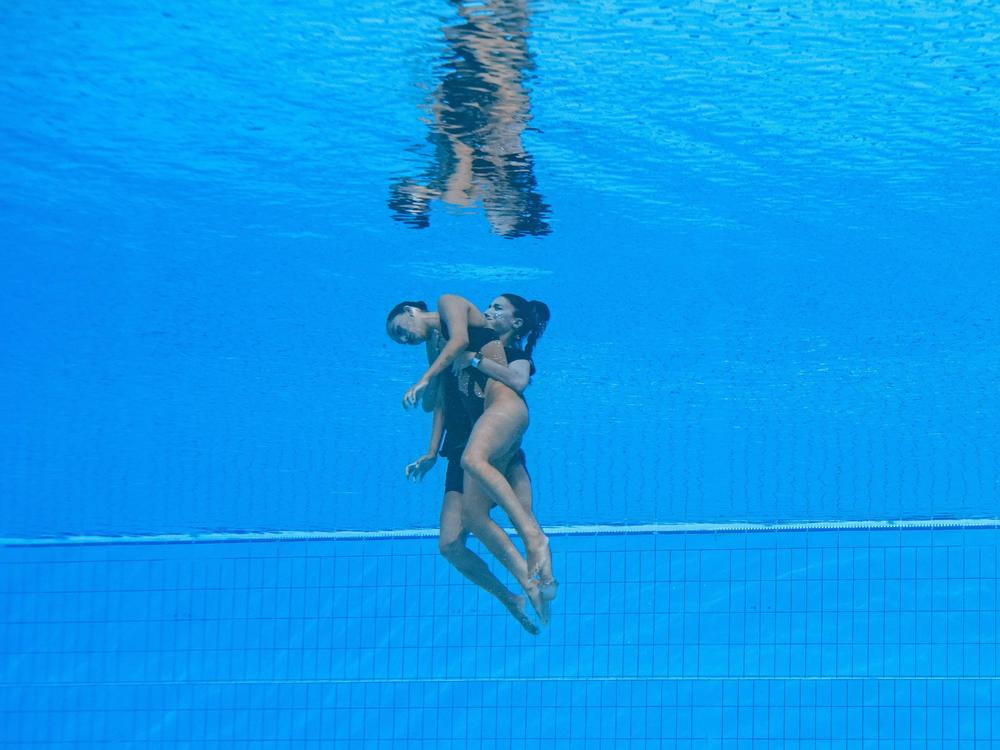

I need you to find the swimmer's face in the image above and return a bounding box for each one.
[387,309,425,345]
[483,296,522,336]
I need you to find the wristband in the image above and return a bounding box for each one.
[470,353,482,369]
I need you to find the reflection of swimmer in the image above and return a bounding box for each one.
[387,294,556,626]
[389,0,551,238]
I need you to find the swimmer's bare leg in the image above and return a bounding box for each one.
[462,475,550,626]
[461,416,553,583]
[507,458,558,605]
[438,489,539,635]
[505,458,556,619]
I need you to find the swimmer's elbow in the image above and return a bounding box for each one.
[510,376,529,394]
[447,331,469,351]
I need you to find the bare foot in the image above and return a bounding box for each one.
[525,534,551,580]
[522,582,550,627]
[537,577,558,602]
[504,595,540,635]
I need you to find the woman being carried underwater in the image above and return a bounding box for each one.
[386,294,557,621]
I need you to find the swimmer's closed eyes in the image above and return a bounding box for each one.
[391,325,419,345]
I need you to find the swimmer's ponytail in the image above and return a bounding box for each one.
[501,293,549,359]
[385,300,428,327]
[524,300,549,359]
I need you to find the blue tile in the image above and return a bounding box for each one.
[4,529,1000,746]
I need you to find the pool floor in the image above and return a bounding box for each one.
[1,525,997,747]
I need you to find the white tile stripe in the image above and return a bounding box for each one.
[1,676,997,687]
[1,517,997,547]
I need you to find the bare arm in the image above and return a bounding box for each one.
[405,384,447,482]
[427,395,446,455]
[421,294,471,380]
[403,294,485,408]
[471,356,531,394]
[420,333,442,413]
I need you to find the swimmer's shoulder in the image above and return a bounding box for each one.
[436,293,469,310]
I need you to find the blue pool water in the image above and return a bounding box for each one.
[2,0,999,746]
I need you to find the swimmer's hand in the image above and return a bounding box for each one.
[405,453,437,482]
[451,351,475,375]
[403,379,430,409]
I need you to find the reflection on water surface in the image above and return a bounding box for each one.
[389,0,551,239]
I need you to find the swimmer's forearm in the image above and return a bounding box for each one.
[427,400,446,454]
[420,336,468,383]
[475,357,529,393]
[420,334,443,412]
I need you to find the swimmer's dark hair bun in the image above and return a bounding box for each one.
[527,300,549,351]
[500,294,549,357]
[529,300,550,328]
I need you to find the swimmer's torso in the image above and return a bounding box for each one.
[439,322,528,421]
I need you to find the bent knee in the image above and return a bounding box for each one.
[461,505,490,531]
[460,452,488,476]
[438,535,466,560]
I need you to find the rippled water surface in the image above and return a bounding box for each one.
[2,0,999,536]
